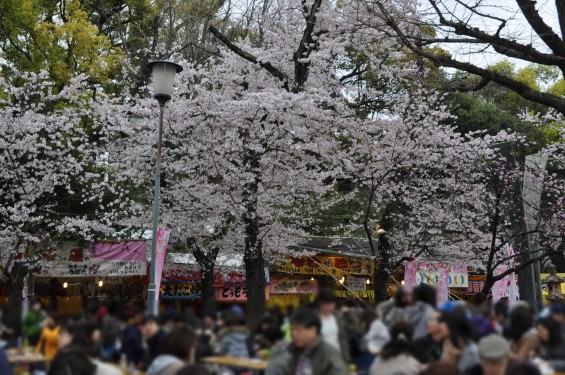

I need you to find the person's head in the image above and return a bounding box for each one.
[536,317,562,348]
[412,284,437,308]
[222,310,242,327]
[421,362,463,375]
[550,304,565,324]
[494,300,508,321]
[44,312,60,329]
[173,312,187,328]
[505,361,542,375]
[141,315,162,338]
[380,321,415,360]
[127,310,144,326]
[394,288,408,308]
[315,288,336,316]
[259,316,276,333]
[361,306,378,333]
[263,325,284,346]
[175,364,211,375]
[48,347,96,375]
[290,307,321,349]
[478,334,511,375]
[508,305,534,342]
[32,301,42,313]
[161,326,197,363]
[436,310,473,347]
[204,313,216,329]
[58,323,90,349]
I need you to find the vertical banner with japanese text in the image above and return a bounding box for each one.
[154,228,171,300]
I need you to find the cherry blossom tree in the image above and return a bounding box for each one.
[0,72,130,327]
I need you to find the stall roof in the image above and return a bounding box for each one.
[295,237,374,259]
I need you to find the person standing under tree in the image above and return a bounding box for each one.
[23,301,46,346]
[315,289,350,364]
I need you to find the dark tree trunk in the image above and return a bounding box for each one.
[244,245,266,331]
[199,265,216,315]
[374,269,389,302]
[5,262,29,335]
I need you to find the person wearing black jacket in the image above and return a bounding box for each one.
[142,315,167,369]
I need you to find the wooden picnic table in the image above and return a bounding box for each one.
[202,356,267,371]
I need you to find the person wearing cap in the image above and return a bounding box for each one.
[465,334,511,375]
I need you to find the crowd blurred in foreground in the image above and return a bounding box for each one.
[1,285,565,375]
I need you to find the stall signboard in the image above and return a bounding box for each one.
[37,241,147,277]
[160,283,201,299]
[405,261,468,288]
[345,277,366,291]
[162,268,247,286]
[216,286,270,301]
[269,279,318,294]
[276,256,374,276]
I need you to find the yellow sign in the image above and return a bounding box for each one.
[276,256,374,276]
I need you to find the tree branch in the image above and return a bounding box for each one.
[208,25,290,90]
[515,0,565,57]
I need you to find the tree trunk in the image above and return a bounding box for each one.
[374,268,389,302]
[5,263,28,336]
[244,242,266,331]
[481,277,495,296]
[199,265,216,315]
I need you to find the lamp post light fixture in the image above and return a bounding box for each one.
[146,60,183,315]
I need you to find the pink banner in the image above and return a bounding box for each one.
[507,273,519,305]
[404,261,419,292]
[492,266,509,302]
[154,228,171,301]
[437,266,449,305]
[89,240,146,261]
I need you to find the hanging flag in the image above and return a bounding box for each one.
[492,266,509,302]
[437,266,449,305]
[404,261,419,292]
[154,228,171,301]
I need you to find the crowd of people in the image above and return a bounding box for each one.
[0,285,564,375]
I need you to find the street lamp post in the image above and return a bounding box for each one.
[146,60,183,315]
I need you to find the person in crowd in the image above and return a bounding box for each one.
[377,289,408,330]
[505,361,542,375]
[265,307,347,375]
[142,315,167,367]
[218,310,251,357]
[421,362,463,375]
[204,312,221,336]
[48,347,97,375]
[436,310,479,372]
[58,322,123,375]
[0,347,14,375]
[121,310,145,369]
[146,326,197,375]
[536,317,565,360]
[405,284,437,340]
[315,288,350,363]
[469,294,496,339]
[0,308,14,342]
[465,334,511,375]
[99,309,121,362]
[36,312,61,362]
[508,305,539,361]
[253,316,277,355]
[363,305,390,355]
[341,297,365,363]
[175,364,211,375]
[23,301,46,346]
[257,325,286,360]
[492,300,508,335]
[413,310,443,364]
[369,321,420,375]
